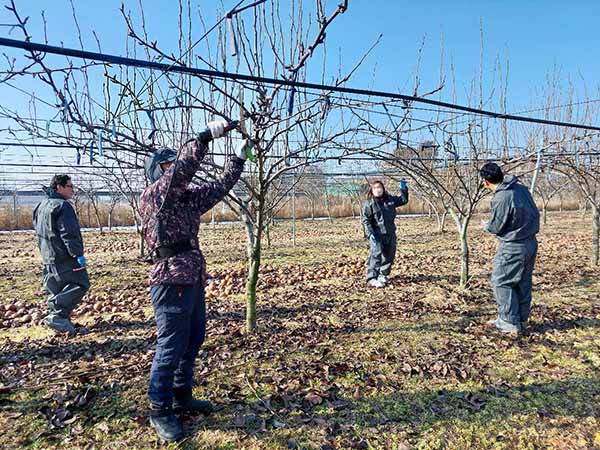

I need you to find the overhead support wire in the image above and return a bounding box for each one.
[1,37,600,131]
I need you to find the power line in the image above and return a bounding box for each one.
[1,37,600,131]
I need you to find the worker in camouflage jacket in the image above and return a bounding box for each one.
[140,120,250,442]
[480,162,540,334]
[33,174,90,334]
[362,179,409,288]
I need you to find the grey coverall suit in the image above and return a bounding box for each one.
[486,175,540,326]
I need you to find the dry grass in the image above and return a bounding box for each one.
[0,212,599,449]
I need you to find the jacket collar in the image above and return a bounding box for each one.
[495,174,518,193]
[43,186,66,200]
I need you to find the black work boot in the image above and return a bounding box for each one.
[173,388,214,415]
[149,411,183,442]
[43,314,76,334]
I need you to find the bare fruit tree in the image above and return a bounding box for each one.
[553,138,600,265]
[0,0,379,332]
[533,169,568,226]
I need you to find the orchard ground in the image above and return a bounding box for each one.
[0,212,599,450]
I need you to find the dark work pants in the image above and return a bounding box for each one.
[366,233,397,280]
[43,263,90,318]
[148,281,206,412]
[491,239,538,325]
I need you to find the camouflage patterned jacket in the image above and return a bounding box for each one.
[140,140,245,286]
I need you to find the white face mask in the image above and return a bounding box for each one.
[372,186,384,198]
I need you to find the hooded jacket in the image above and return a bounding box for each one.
[486,175,540,242]
[33,187,84,267]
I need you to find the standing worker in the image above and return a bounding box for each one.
[480,162,540,334]
[33,174,90,334]
[362,179,409,288]
[140,120,251,442]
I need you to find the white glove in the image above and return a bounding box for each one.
[206,120,228,139]
[235,139,253,160]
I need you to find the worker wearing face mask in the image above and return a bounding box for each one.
[362,179,409,288]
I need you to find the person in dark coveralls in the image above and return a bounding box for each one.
[480,162,540,334]
[33,174,90,334]
[362,179,409,288]
[140,120,251,442]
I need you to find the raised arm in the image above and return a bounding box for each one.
[391,188,409,208]
[390,179,409,207]
[142,121,227,208]
[190,139,250,215]
[191,157,246,215]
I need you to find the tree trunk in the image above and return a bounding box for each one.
[581,200,589,219]
[134,216,145,257]
[559,194,564,212]
[592,204,599,266]
[437,210,448,234]
[266,220,271,248]
[324,191,333,224]
[459,225,469,288]
[96,211,103,233]
[542,202,548,226]
[92,200,103,234]
[245,205,263,332]
[130,208,144,256]
[351,200,357,219]
[433,209,441,231]
[242,210,255,261]
[140,231,145,257]
[451,214,471,288]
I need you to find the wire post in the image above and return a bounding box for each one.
[530,143,544,194]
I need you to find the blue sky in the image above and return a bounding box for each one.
[0,0,598,183]
[1,0,598,110]
[331,0,599,110]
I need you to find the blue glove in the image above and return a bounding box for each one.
[77,256,87,267]
[400,179,408,190]
[369,234,377,244]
